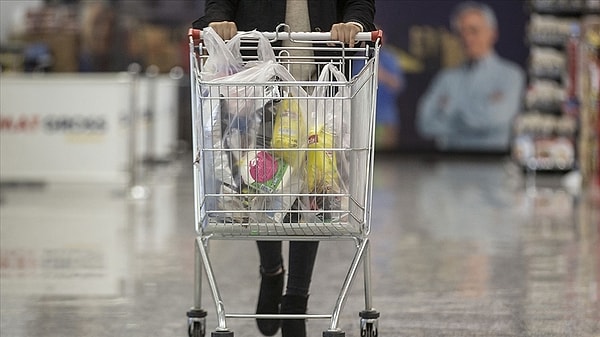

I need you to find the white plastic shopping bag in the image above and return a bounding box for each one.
[198,27,311,222]
[304,63,352,222]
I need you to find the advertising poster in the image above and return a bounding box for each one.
[374,0,529,152]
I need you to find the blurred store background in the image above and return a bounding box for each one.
[0,0,599,185]
[1,0,204,184]
[1,1,599,336]
[0,0,202,73]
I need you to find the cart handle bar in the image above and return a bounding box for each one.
[188,28,383,44]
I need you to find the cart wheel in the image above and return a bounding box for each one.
[360,321,377,337]
[188,320,205,337]
[187,309,207,337]
[211,331,234,337]
[359,310,380,337]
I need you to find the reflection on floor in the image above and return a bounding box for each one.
[1,154,598,337]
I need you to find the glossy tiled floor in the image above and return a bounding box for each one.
[1,154,598,337]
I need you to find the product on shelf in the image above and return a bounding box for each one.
[528,14,581,46]
[525,79,566,113]
[530,46,567,78]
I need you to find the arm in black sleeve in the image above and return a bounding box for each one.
[341,0,376,31]
[192,0,239,29]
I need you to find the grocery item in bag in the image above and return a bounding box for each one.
[239,151,292,194]
[271,96,306,168]
[307,127,339,192]
[239,150,298,223]
[307,127,341,221]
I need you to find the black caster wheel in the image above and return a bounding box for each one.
[211,331,234,337]
[359,310,380,337]
[323,330,345,337]
[187,309,207,337]
[188,320,206,337]
[360,321,378,337]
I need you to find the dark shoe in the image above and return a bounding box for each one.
[256,267,284,336]
[281,294,309,337]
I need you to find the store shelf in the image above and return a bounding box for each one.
[513,134,576,172]
[523,159,575,172]
[530,0,600,15]
[528,35,568,47]
[577,17,600,185]
[512,1,599,178]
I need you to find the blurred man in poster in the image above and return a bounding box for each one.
[416,1,525,152]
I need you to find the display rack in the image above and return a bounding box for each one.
[577,16,600,186]
[512,0,600,175]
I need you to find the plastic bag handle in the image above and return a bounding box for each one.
[200,27,245,78]
[313,63,349,98]
[199,27,279,80]
[227,30,276,62]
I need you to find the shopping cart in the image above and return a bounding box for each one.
[186,25,382,337]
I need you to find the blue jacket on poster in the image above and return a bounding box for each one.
[416,52,525,151]
[376,48,404,126]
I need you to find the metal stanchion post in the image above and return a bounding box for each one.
[144,65,159,165]
[169,66,185,157]
[526,158,537,197]
[128,63,149,200]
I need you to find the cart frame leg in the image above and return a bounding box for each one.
[187,237,208,336]
[194,236,203,309]
[197,236,231,332]
[363,239,374,311]
[327,237,370,332]
[360,240,380,336]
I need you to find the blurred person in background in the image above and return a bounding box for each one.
[79,2,132,72]
[193,2,375,337]
[416,1,525,152]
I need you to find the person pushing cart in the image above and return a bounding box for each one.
[187,1,381,336]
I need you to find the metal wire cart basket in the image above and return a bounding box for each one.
[186,24,382,337]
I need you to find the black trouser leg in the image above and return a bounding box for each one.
[281,241,319,337]
[255,241,284,336]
